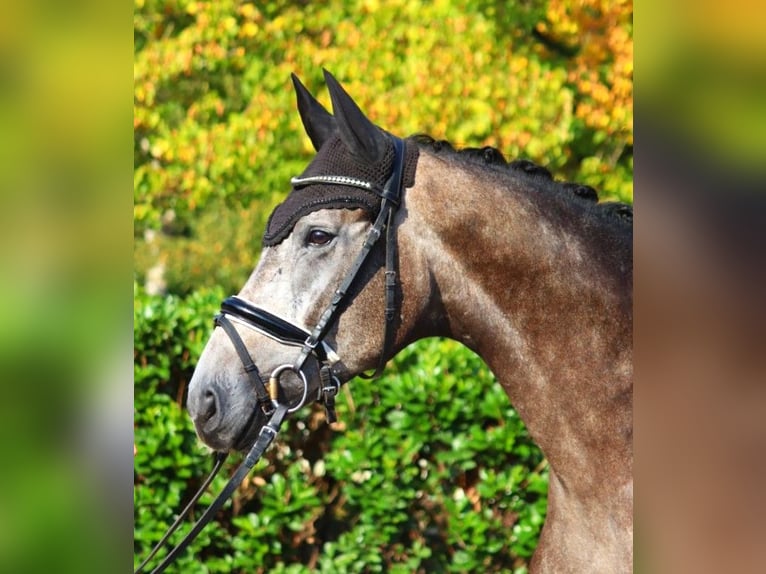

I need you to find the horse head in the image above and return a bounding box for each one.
[187,71,425,452]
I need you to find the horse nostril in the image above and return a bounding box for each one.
[200,389,218,423]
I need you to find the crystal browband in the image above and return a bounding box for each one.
[290,175,375,192]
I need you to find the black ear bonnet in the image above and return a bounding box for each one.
[262,134,419,246]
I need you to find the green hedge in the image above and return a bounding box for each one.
[134,285,547,572]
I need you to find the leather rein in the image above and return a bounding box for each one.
[135,136,406,573]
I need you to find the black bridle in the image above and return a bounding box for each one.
[135,136,406,574]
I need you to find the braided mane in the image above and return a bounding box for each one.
[411,134,632,224]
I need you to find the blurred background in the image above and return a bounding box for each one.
[0,0,763,572]
[635,1,766,573]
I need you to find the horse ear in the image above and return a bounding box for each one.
[292,73,336,151]
[323,69,388,164]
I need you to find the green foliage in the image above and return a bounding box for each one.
[134,288,547,572]
[134,198,267,295]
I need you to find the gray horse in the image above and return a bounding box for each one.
[187,71,633,573]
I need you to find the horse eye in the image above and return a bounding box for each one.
[307,229,334,246]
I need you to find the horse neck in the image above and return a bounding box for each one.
[403,151,632,488]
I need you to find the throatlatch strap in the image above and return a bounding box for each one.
[359,136,405,379]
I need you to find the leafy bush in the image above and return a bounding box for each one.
[134,286,547,572]
[133,198,268,296]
